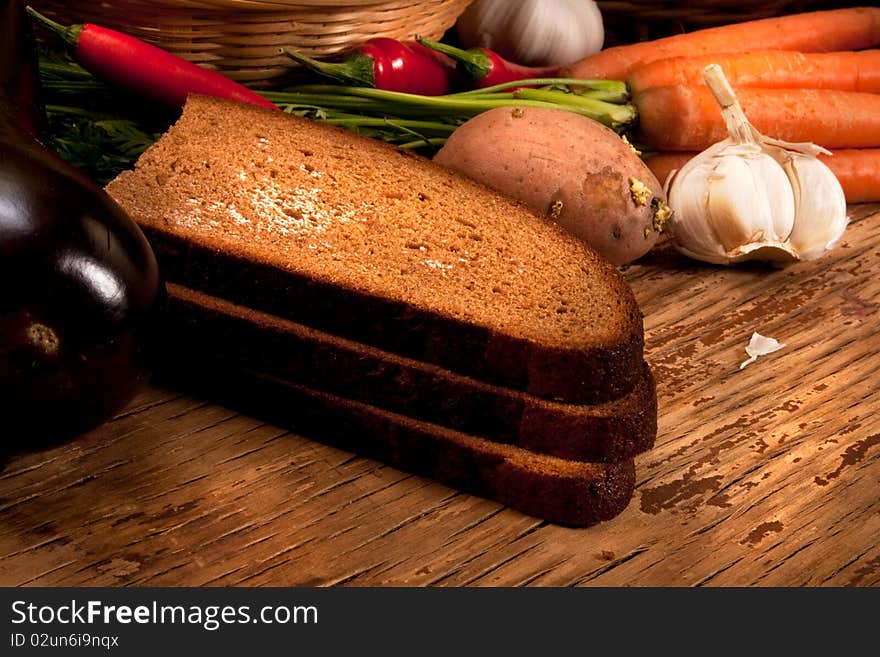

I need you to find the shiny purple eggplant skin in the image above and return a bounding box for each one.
[1,0,163,441]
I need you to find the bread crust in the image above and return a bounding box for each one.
[166,283,657,462]
[167,364,637,527]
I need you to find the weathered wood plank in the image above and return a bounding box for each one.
[0,205,877,587]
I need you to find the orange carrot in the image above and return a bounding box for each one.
[562,7,880,81]
[634,85,880,151]
[627,50,880,96]
[645,150,880,204]
[644,153,693,189]
[820,149,880,204]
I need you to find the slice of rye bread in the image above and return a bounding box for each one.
[165,283,657,462]
[106,95,645,405]
[166,362,637,527]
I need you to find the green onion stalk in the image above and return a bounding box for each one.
[262,79,636,132]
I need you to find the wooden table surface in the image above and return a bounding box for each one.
[2,205,878,588]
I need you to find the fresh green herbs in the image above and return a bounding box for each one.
[38,52,637,184]
[45,106,161,184]
[39,52,168,184]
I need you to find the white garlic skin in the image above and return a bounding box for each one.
[455,0,604,67]
[664,63,850,266]
[776,153,848,261]
[666,140,798,265]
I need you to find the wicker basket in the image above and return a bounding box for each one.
[30,0,473,84]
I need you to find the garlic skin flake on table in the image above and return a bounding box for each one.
[740,332,786,370]
[665,64,848,266]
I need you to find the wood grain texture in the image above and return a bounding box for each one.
[1,205,878,587]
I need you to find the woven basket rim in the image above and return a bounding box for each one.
[111,0,452,7]
[29,0,473,82]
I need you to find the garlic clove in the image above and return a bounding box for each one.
[705,148,795,251]
[778,153,848,261]
[666,153,727,262]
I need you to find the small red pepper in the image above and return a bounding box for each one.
[417,37,560,89]
[283,38,457,95]
[26,7,278,111]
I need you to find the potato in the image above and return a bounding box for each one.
[433,106,670,265]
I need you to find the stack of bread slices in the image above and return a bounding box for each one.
[106,96,657,527]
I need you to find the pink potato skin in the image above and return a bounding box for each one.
[434,107,665,265]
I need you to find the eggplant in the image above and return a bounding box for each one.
[1,0,164,442]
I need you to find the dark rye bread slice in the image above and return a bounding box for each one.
[106,95,644,405]
[165,283,657,462]
[166,361,636,527]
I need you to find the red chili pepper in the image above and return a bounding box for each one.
[282,38,456,95]
[26,7,278,111]
[417,38,560,89]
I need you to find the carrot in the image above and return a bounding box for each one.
[818,149,880,204]
[627,50,880,96]
[643,153,692,189]
[645,150,880,204]
[563,7,880,81]
[634,85,880,151]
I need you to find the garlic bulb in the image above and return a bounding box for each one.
[665,65,848,265]
[455,0,604,67]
